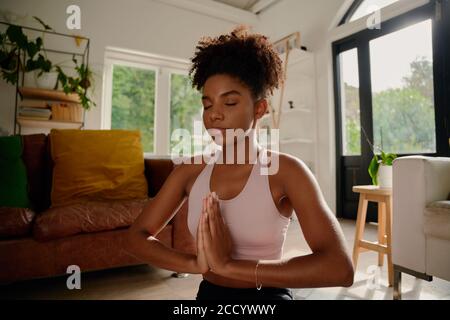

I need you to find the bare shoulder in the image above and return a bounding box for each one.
[265,149,312,179]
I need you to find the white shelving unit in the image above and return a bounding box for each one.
[259,48,319,176]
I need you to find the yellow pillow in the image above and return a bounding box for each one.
[50,129,148,207]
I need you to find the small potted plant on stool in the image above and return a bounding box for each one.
[368,149,398,188]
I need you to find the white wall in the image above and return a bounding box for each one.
[0,0,345,211]
[257,0,346,212]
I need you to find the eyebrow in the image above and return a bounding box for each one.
[202,90,242,100]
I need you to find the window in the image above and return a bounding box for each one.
[104,48,200,156]
[111,64,156,153]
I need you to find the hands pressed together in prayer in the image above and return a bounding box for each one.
[196,192,234,275]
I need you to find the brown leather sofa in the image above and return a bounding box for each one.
[0,134,195,284]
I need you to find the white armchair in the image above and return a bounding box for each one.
[392,155,450,299]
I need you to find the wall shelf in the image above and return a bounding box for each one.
[18,87,80,103]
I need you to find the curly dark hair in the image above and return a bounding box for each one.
[189,26,284,100]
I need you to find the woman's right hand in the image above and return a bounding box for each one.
[195,197,210,274]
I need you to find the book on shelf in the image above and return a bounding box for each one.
[17,115,51,121]
[18,107,52,120]
[19,99,51,109]
[20,99,81,109]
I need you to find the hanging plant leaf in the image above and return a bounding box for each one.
[6,25,28,49]
[0,33,6,46]
[0,48,18,71]
[38,54,52,72]
[35,37,43,48]
[26,41,39,58]
[25,54,52,73]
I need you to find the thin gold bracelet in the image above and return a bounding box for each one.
[255,261,262,290]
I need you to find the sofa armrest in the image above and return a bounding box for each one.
[144,158,175,198]
[392,156,450,272]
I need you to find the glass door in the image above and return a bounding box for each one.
[334,2,448,220]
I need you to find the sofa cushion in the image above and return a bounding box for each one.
[424,201,450,241]
[0,207,35,239]
[0,135,30,208]
[33,198,149,241]
[50,129,148,207]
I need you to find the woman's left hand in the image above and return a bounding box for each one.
[202,192,233,274]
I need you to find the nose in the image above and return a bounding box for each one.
[209,107,224,122]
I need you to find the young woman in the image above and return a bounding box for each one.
[126,27,354,300]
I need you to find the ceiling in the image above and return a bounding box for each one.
[213,0,281,14]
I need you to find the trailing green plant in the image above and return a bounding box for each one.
[0,17,52,84]
[55,55,95,110]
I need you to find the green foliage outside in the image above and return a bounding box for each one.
[170,73,203,155]
[111,65,155,153]
[343,82,361,156]
[344,57,436,155]
[111,67,203,154]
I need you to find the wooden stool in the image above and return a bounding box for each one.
[352,185,393,286]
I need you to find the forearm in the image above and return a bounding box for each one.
[221,251,354,289]
[124,230,200,274]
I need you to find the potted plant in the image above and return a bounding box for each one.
[368,149,397,188]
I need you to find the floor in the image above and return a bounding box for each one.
[1,218,449,300]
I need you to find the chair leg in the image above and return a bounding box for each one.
[393,265,402,300]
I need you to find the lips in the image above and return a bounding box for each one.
[208,128,228,134]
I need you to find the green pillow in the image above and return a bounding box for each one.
[0,135,30,208]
